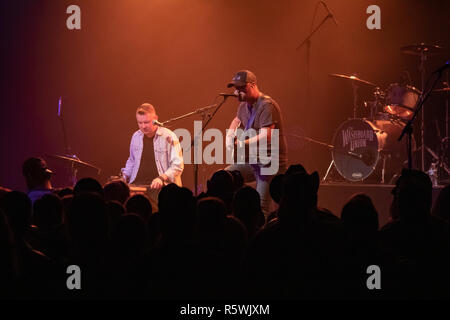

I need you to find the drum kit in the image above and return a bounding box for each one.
[321,43,450,185]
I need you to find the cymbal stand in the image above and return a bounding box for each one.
[352,80,359,119]
[416,50,440,172]
[322,159,336,182]
[437,73,450,181]
[419,50,427,171]
[373,87,384,119]
[364,87,383,121]
[58,97,79,186]
[398,64,443,172]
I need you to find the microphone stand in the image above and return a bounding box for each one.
[398,69,443,171]
[296,2,335,168]
[58,97,71,156]
[57,97,101,186]
[161,96,231,196]
[161,103,219,127]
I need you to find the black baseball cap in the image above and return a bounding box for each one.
[227,70,257,88]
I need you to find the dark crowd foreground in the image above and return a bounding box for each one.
[1,163,450,300]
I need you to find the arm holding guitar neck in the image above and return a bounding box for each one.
[228,117,241,132]
[226,117,241,150]
[243,124,275,146]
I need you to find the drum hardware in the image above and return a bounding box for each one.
[427,162,439,187]
[329,73,378,87]
[397,58,447,178]
[322,147,387,182]
[418,72,450,185]
[326,63,449,184]
[327,75,403,183]
[371,86,385,120]
[401,43,443,171]
[47,154,101,172]
[432,87,450,93]
[329,73,379,119]
[50,97,102,186]
[400,43,443,56]
[432,77,450,183]
[46,154,101,186]
[380,152,389,184]
[364,86,389,122]
[285,133,371,182]
[383,83,421,120]
[430,117,450,181]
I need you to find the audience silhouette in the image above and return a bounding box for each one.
[379,169,450,299]
[1,161,449,300]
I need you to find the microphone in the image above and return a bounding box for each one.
[320,1,339,27]
[220,91,246,101]
[152,119,164,127]
[58,96,62,117]
[219,92,239,98]
[433,60,450,74]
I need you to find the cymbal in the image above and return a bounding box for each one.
[433,87,450,93]
[401,43,443,56]
[329,73,378,87]
[47,154,101,173]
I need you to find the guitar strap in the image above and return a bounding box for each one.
[245,103,257,131]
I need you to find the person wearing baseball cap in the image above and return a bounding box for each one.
[22,157,54,204]
[225,70,288,218]
[227,70,258,90]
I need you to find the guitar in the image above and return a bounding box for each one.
[227,121,262,164]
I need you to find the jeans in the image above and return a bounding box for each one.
[225,163,286,218]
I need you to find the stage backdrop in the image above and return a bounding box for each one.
[1,0,449,192]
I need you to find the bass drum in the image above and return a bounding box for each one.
[332,118,410,182]
[332,119,383,181]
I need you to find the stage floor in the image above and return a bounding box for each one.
[318,182,445,227]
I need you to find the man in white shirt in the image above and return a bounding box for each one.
[121,103,184,189]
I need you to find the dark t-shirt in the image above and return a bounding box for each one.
[133,135,159,185]
[236,93,287,165]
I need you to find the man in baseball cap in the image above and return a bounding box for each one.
[224,70,288,218]
[227,70,258,88]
